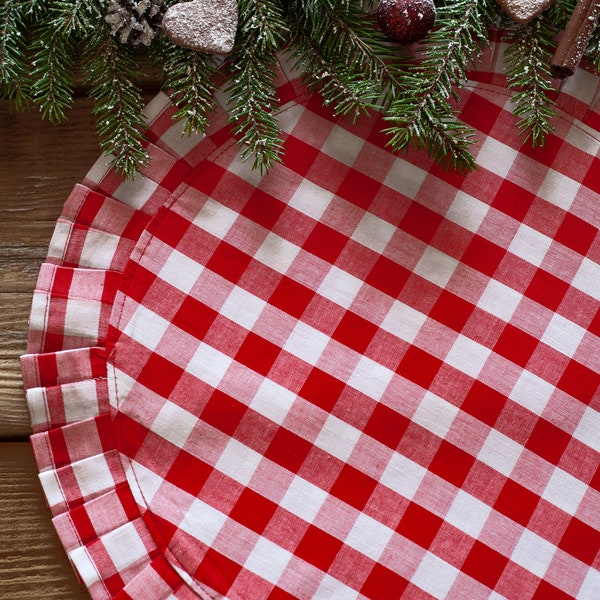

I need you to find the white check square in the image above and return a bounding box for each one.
[159,248,204,294]
[541,467,588,516]
[68,546,100,587]
[180,498,228,546]
[215,438,262,487]
[411,392,459,439]
[412,552,460,598]
[414,246,459,289]
[72,454,115,497]
[573,406,600,452]
[445,191,489,233]
[318,266,363,309]
[103,522,148,571]
[289,178,334,221]
[380,301,427,344]
[123,305,171,351]
[510,529,556,578]
[347,355,394,401]
[187,343,232,388]
[314,414,362,462]
[244,537,293,585]
[508,224,552,267]
[384,159,427,199]
[220,287,267,330]
[540,313,586,357]
[351,212,396,254]
[279,476,328,523]
[345,512,394,561]
[152,401,197,448]
[572,258,600,301]
[314,574,360,599]
[250,378,297,425]
[64,298,102,340]
[79,230,120,268]
[283,321,330,365]
[113,175,159,210]
[254,232,300,274]
[509,370,554,416]
[477,429,523,477]
[380,453,427,500]
[445,490,491,538]
[478,279,522,322]
[321,125,364,166]
[477,138,519,178]
[444,335,491,379]
[537,170,579,211]
[578,567,600,599]
[194,197,238,240]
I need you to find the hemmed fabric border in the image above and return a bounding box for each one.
[21,40,600,600]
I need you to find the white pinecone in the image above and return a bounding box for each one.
[105,0,167,46]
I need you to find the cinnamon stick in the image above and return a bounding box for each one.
[551,0,600,78]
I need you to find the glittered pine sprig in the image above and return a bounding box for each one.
[2,0,600,178]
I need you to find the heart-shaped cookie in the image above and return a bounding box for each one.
[163,0,238,54]
[496,0,555,23]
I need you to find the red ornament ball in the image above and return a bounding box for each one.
[378,0,436,45]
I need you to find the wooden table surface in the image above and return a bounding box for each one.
[0,95,152,599]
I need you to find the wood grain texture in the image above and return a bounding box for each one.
[0,98,113,598]
[0,99,102,439]
[0,443,90,599]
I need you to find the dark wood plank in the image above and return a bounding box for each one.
[0,443,90,599]
[0,82,160,600]
[0,99,105,438]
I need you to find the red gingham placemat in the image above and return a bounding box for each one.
[21,37,600,600]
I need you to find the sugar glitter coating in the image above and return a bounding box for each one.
[378,0,436,45]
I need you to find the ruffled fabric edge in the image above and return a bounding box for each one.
[20,40,600,600]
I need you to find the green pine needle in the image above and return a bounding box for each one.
[0,0,594,178]
[84,28,150,178]
[31,27,75,123]
[384,0,497,174]
[546,0,577,29]
[586,23,600,73]
[0,0,32,110]
[51,0,103,36]
[287,0,408,116]
[504,18,558,148]
[224,0,289,172]
[155,40,219,136]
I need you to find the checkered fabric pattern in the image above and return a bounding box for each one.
[21,35,600,600]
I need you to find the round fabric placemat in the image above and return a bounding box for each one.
[21,37,600,600]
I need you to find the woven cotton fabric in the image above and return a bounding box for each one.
[21,39,600,600]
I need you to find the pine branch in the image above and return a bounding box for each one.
[504,18,557,147]
[50,0,102,36]
[546,0,577,29]
[384,0,496,173]
[287,0,408,112]
[291,29,381,121]
[30,26,75,123]
[21,0,50,20]
[584,12,600,72]
[154,40,219,135]
[0,0,32,110]
[84,27,150,178]
[1,0,593,180]
[224,0,289,171]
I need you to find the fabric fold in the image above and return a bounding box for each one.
[26,378,109,433]
[21,347,107,391]
[47,184,153,271]
[27,264,121,354]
